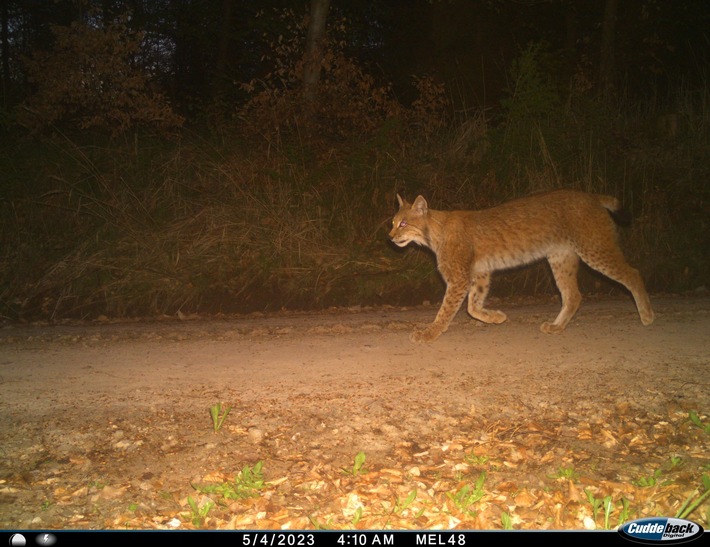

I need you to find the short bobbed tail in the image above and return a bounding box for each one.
[599,195,631,226]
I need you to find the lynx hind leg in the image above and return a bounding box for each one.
[467,273,507,324]
[577,246,655,326]
[541,252,582,334]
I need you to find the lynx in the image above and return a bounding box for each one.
[389,189,654,343]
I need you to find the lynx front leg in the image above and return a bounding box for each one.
[411,281,468,343]
[467,272,507,324]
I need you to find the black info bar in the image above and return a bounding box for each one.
[6,529,638,547]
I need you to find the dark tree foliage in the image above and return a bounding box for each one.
[1,0,708,126]
[18,14,184,135]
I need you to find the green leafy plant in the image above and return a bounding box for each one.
[501,511,513,530]
[675,474,710,520]
[688,411,710,434]
[342,451,367,476]
[382,488,423,527]
[602,495,615,530]
[447,472,487,516]
[308,515,333,530]
[187,495,214,527]
[209,403,232,433]
[549,466,579,481]
[394,488,424,519]
[584,489,604,526]
[395,489,418,514]
[351,506,363,526]
[584,490,633,530]
[194,461,265,500]
[617,497,632,526]
[633,469,663,488]
[464,453,489,466]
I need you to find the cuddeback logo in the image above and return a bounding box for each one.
[619,517,704,544]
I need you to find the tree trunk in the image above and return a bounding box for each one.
[302,0,330,103]
[1,0,8,107]
[564,2,577,55]
[214,0,234,100]
[598,0,617,95]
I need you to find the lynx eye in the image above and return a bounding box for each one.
[399,220,408,228]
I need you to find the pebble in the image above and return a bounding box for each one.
[247,428,264,444]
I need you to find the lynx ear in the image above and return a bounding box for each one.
[411,195,428,215]
[396,193,406,208]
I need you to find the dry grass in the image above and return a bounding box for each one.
[1,71,708,320]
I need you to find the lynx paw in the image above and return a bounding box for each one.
[540,321,565,334]
[487,310,508,324]
[641,310,655,326]
[468,308,507,324]
[410,327,442,343]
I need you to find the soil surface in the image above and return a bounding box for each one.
[1,295,709,531]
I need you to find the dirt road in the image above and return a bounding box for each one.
[1,295,708,530]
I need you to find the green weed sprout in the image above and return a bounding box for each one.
[210,402,232,433]
[675,474,710,520]
[187,495,214,527]
[194,461,265,500]
[342,451,367,476]
[447,472,486,516]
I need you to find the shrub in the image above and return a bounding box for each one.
[18,13,183,136]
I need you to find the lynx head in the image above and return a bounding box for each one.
[389,194,431,248]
